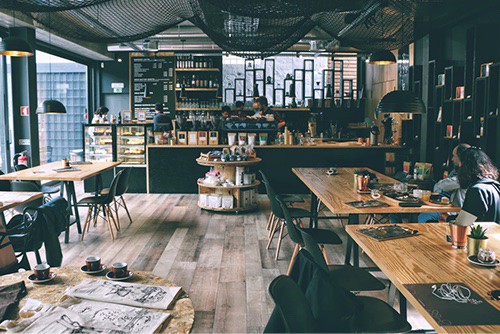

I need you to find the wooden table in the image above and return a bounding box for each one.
[0,191,43,226]
[346,223,500,333]
[0,162,120,242]
[0,266,194,333]
[292,167,461,266]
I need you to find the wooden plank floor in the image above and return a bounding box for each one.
[30,191,431,333]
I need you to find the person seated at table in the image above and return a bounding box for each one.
[418,143,470,223]
[92,106,109,124]
[153,102,173,132]
[235,100,247,119]
[458,147,499,223]
[256,96,285,129]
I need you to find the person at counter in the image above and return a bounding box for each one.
[92,106,109,124]
[235,101,247,119]
[153,102,173,132]
[256,96,285,128]
[221,105,233,119]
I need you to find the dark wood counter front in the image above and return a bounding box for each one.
[147,144,407,194]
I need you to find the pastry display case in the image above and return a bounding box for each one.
[116,124,153,165]
[83,125,114,162]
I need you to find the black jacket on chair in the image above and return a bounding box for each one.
[265,250,360,333]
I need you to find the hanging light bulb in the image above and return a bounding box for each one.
[37,3,66,114]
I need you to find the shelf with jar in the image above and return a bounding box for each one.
[196,149,261,213]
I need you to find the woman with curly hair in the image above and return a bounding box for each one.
[458,147,500,223]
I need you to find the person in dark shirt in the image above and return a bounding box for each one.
[256,96,285,128]
[235,101,247,119]
[458,147,500,223]
[153,102,172,132]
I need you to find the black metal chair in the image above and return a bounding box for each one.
[13,164,60,195]
[78,170,123,240]
[290,209,385,292]
[100,168,133,228]
[10,181,45,213]
[6,210,44,270]
[260,170,313,260]
[268,275,317,333]
[299,229,412,333]
[260,170,304,230]
[276,196,343,275]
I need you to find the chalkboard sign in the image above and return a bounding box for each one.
[130,52,175,120]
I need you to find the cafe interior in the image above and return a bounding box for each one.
[0,0,499,333]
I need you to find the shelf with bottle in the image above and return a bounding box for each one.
[176,55,215,69]
[176,98,221,109]
[176,68,220,72]
[175,73,220,90]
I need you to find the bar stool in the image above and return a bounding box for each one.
[78,170,123,240]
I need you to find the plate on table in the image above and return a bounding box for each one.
[80,264,107,275]
[467,255,499,267]
[106,271,134,281]
[28,272,57,284]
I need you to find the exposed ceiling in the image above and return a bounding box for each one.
[0,1,499,60]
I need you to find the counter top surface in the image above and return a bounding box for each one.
[148,144,405,149]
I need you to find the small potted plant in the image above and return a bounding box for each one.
[61,157,70,168]
[467,225,488,257]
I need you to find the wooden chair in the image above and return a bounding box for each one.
[78,170,123,240]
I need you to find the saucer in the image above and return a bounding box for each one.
[28,272,57,284]
[80,264,107,275]
[106,271,133,281]
[467,255,499,268]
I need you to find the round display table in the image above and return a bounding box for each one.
[0,266,194,333]
[196,157,262,213]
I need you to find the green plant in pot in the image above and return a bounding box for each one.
[467,225,488,257]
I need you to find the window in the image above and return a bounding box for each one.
[36,51,87,163]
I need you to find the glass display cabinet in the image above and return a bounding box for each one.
[116,124,153,165]
[83,124,114,162]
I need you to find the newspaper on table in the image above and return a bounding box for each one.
[65,279,182,310]
[0,298,170,333]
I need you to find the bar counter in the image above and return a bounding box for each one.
[147,143,407,194]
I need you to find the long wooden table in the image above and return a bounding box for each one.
[0,162,120,242]
[346,223,500,333]
[292,167,461,266]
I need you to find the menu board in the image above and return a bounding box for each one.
[130,52,175,119]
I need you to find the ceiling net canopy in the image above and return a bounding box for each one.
[2,0,497,56]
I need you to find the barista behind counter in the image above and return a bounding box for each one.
[153,102,173,132]
[255,96,286,129]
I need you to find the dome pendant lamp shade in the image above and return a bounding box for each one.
[36,99,67,114]
[376,90,426,116]
[0,37,34,57]
[369,50,396,65]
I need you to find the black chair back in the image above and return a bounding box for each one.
[268,275,316,333]
[14,164,27,172]
[276,196,302,245]
[259,170,285,219]
[299,228,330,273]
[115,168,131,196]
[0,170,11,191]
[11,181,43,212]
[103,170,123,204]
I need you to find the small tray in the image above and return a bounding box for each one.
[467,255,499,268]
[28,272,57,284]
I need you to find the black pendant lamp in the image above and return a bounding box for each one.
[36,4,66,114]
[0,10,34,57]
[0,36,34,57]
[369,50,396,65]
[376,90,426,116]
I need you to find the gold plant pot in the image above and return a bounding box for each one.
[449,223,469,249]
[467,237,488,257]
